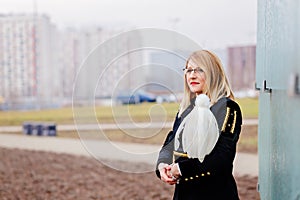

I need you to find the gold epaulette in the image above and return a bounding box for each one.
[173,151,188,158]
[221,107,237,134]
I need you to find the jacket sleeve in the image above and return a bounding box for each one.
[156,130,175,165]
[155,130,175,178]
[177,99,242,178]
[155,113,181,178]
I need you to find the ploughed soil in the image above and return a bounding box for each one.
[0,147,260,200]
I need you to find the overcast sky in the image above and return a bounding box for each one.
[1,0,257,49]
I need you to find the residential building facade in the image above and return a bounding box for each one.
[227,45,256,92]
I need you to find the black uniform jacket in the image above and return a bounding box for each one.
[156,97,242,200]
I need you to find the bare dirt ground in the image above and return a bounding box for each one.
[0,147,260,200]
[237,125,258,154]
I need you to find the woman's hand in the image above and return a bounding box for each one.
[158,163,177,185]
[170,163,181,179]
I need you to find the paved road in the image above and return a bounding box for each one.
[0,133,258,177]
[0,119,258,132]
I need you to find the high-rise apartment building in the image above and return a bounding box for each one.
[227,45,256,92]
[0,14,143,109]
[69,27,143,101]
[0,14,60,108]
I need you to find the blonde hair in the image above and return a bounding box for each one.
[179,50,234,116]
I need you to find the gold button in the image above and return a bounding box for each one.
[190,177,193,180]
[207,172,211,175]
[201,173,205,176]
[185,178,188,181]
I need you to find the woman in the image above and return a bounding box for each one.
[156,50,242,200]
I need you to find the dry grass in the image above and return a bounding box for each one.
[0,98,258,126]
[238,125,258,153]
[0,98,258,154]
[57,125,258,154]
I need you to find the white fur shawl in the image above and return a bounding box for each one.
[175,94,219,162]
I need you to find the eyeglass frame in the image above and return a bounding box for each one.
[182,67,204,75]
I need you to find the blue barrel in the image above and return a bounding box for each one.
[23,122,56,136]
[43,124,56,136]
[23,122,33,135]
[31,123,43,136]
[35,124,43,136]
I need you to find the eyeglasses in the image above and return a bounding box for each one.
[183,67,204,75]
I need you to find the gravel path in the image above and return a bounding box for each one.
[0,147,260,200]
[0,133,258,177]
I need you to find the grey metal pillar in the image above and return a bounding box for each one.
[257,0,300,199]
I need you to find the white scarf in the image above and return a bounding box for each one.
[175,94,219,162]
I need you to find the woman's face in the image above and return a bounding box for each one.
[185,63,206,95]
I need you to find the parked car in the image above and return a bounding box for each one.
[137,90,156,103]
[116,90,156,104]
[116,90,140,104]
